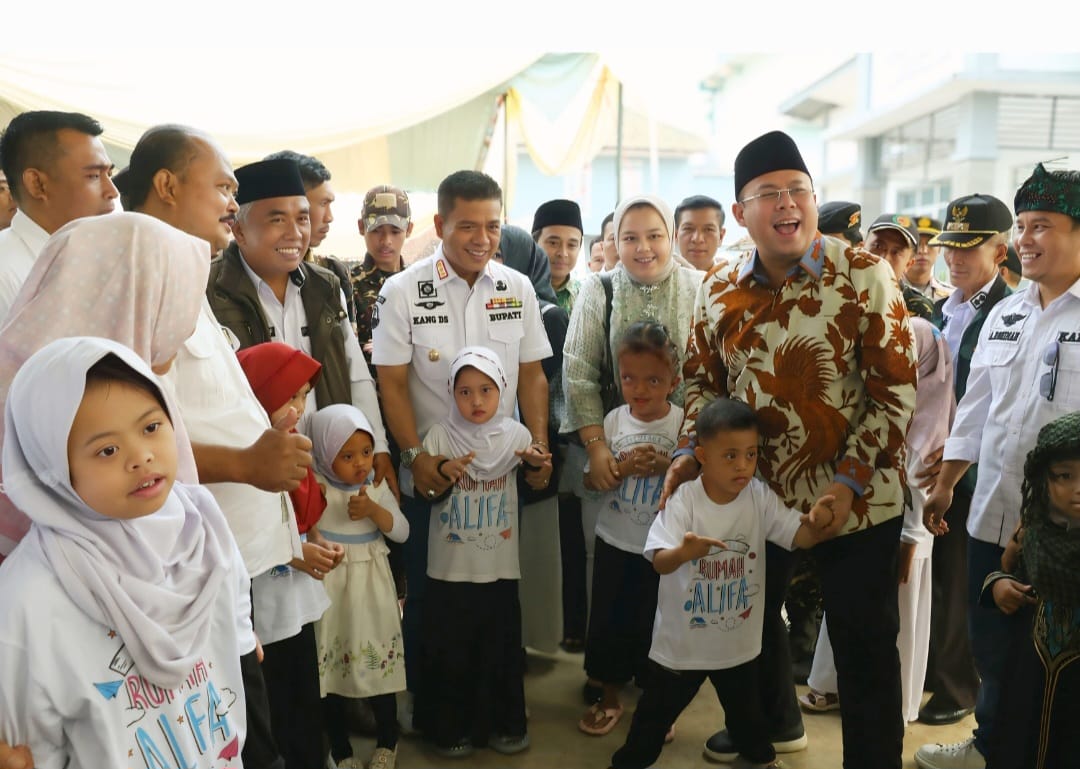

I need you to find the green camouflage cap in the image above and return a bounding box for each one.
[1014,163,1080,221]
[361,185,411,231]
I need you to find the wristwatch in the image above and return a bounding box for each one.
[401,446,424,469]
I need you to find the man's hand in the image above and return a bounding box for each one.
[801,494,838,533]
[413,452,473,500]
[242,407,313,492]
[898,541,917,585]
[660,454,700,510]
[992,578,1038,614]
[923,485,953,536]
[913,446,944,490]
[372,452,400,502]
[584,442,621,491]
[0,742,32,769]
[516,445,554,491]
[818,482,855,536]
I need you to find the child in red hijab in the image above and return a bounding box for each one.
[237,342,342,571]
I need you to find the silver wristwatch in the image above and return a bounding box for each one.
[400,446,424,469]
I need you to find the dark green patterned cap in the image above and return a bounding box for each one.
[1014,163,1080,221]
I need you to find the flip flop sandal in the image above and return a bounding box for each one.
[798,688,840,712]
[578,703,624,735]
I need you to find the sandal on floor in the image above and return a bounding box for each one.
[798,688,840,713]
[578,703,624,735]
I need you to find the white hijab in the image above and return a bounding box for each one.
[442,346,524,481]
[3,337,235,688]
[310,403,375,491]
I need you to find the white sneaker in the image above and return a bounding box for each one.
[915,737,985,769]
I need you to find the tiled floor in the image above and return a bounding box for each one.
[347,648,974,768]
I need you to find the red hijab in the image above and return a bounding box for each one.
[236,343,325,533]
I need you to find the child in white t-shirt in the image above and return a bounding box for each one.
[579,321,684,737]
[0,338,252,769]
[610,398,835,769]
[308,403,409,769]
[417,346,551,759]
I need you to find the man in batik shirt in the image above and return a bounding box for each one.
[664,130,917,769]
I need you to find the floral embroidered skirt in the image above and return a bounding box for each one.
[315,539,406,698]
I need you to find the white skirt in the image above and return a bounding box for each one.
[314,537,406,698]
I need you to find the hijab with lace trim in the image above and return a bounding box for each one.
[0,212,209,554]
[2,337,236,688]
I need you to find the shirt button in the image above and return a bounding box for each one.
[429,349,440,362]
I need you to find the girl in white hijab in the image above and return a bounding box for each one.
[0,337,252,769]
[0,211,209,556]
[418,347,549,758]
[308,403,408,769]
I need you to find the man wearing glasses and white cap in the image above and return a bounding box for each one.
[917,166,1080,769]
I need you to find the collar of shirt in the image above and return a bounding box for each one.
[737,236,825,287]
[430,244,496,288]
[1020,272,1080,309]
[941,275,999,320]
[10,210,50,256]
[237,250,304,306]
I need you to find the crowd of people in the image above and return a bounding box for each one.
[0,109,1077,769]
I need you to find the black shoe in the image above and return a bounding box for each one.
[918,695,974,725]
[582,681,603,705]
[703,724,807,762]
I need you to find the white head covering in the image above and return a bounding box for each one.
[442,346,522,480]
[908,318,956,465]
[310,403,375,491]
[612,194,677,286]
[3,337,235,688]
[0,212,209,553]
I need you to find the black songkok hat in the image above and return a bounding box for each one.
[734,130,811,200]
[532,199,584,235]
[235,159,307,206]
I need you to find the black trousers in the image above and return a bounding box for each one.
[416,578,527,748]
[261,622,324,769]
[558,490,588,641]
[612,659,775,769]
[239,649,285,769]
[764,517,904,769]
[924,487,979,708]
[584,537,659,686]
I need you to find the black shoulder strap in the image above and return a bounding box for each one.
[598,271,616,409]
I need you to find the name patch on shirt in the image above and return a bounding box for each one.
[987,330,1021,342]
[1060,331,1080,344]
[413,314,449,325]
[488,311,522,322]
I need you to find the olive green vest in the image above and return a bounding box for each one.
[207,242,352,408]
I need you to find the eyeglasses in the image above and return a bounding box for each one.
[1040,341,1059,401]
[738,186,814,206]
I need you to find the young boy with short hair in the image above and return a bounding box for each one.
[610,398,836,769]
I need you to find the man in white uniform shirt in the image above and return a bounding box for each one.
[0,110,118,321]
[372,169,553,723]
[916,166,1080,769]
